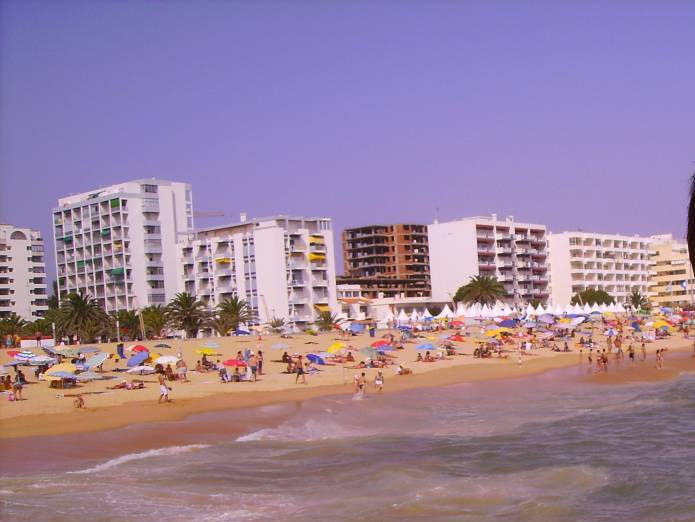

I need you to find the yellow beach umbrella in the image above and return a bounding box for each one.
[327,342,345,354]
[496,327,513,333]
[147,352,161,362]
[196,348,217,356]
[46,363,77,375]
[485,329,501,337]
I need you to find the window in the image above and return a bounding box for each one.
[142,184,158,193]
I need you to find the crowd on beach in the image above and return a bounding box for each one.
[1,307,693,409]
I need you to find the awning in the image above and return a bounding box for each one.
[110,198,121,208]
[309,235,325,245]
[215,257,232,263]
[308,252,326,262]
[315,304,331,312]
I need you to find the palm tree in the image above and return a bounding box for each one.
[165,292,207,338]
[47,280,59,310]
[269,316,286,334]
[315,308,342,332]
[141,305,166,339]
[208,315,233,337]
[113,310,141,340]
[0,313,27,337]
[22,318,53,337]
[56,291,110,342]
[216,296,255,332]
[453,276,506,306]
[629,290,649,311]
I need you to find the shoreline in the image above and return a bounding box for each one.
[3,340,693,440]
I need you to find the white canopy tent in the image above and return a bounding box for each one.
[436,304,455,319]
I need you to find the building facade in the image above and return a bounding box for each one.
[428,215,549,305]
[649,234,694,308]
[340,224,430,298]
[53,179,193,312]
[178,215,338,328]
[0,225,48,320]
[548,231,654,306]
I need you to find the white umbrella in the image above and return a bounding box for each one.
[127,365,155,375]
[155,355,180,365]
[14,351,36,361]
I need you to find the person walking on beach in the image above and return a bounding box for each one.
[257,350,264,375]
[641,342,647,362]
[248,352,258,381]
[357,372,367,396]
[628,344,635,363]
[374,370,384,392]
[158,370,172,403]
[295,355,306,384]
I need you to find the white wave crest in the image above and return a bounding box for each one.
[68,444,210,474]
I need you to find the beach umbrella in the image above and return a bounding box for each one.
[523,322,537,328]
[128,345,149,353]
[538,314,555,324]
[307,353,326,365]
[127,365,155,375]
[46,363,77,375]
[75,371,106,381]
[127,351,149,368]
[154,343,172,349]
[77,346,100,353]
[203,341,220,348]
[196,348,218,356]
[570,317,586,326]
[56,347,80,358]
[449,335,465,342]
[359,347,381,359]
[499,319,516,328]
[14,350,37,361]
[234,329,251,336]
[371,340,391,348]
[223,359,247,367]
[416,343,435,351]
[6,350,20,357]
[327,342,345,354]
[155,355,179,365]
[28,355,56,365]
[85,352,109,369]
[47,371,77,379]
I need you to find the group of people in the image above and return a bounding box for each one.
[353,370,385,395]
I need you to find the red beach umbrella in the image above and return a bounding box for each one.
[223,359,247,367]
[371,340,390,348]
[131,345,149,352]
[7,350,20,357]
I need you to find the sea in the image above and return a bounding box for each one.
[2,363,695,521]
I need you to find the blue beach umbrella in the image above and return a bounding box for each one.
[416,343,435,351]
[499,319,516,328]
[234,329,251,336]
[85,352,109,369]
[78,346,100,353]
[75,371,106,381]
[49,371,77,379]
[127,351,149,368]
[306,354,326,365]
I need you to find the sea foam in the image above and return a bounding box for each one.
[68,444,210,474]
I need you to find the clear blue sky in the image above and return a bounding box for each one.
[1,0,694,282]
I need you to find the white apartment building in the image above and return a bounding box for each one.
[53,179,193,312]
[178,215,339,328]
[548,231,653,306]
[0,225,48,320]
[649,234,694,308]
[428,215,550,305]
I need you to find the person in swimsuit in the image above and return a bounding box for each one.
[374,370,384,392]
[158,370,171,403]
[358,372,366,395]
[295,356,306,384]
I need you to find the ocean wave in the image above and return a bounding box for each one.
[68,444,210,475]
[236,416,371,442]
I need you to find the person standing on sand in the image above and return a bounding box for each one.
[295,356,306,384]
[257,350,264,375]
[374,370,384,392]
[248,352,258,381]
[641,342,647,362]
[358,372,367,396]
[158,370,171,403]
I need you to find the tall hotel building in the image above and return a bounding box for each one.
[53,180,193,312]
[0,225,48,319]
[428,215,550,305]
[649,234,693,308]
[547,231,653,306]
[178,215,338,327]
[339,224,430,298]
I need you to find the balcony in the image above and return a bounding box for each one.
[312,280,329,287]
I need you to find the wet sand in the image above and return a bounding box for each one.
[584,349,695,384]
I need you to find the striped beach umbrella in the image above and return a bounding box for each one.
[14,351,37,361]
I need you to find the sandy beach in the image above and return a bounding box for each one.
[1,330,692,440]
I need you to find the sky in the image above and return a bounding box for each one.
[1,0,694,283]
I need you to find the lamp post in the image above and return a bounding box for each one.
[52,321,56,344]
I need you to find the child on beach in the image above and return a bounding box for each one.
[374,370,384,392]
[158,371,172,403]
[74,394,85,408]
